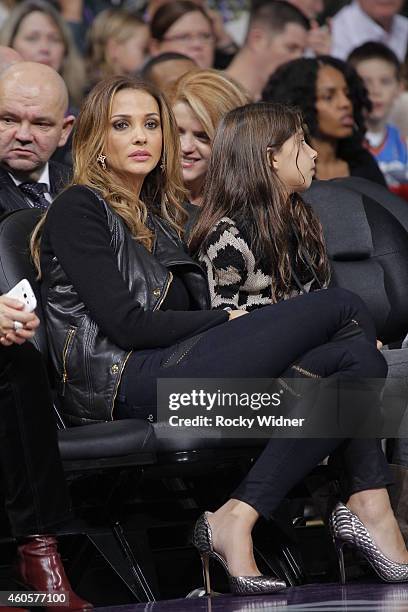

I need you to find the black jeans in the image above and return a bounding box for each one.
[117,288,390,518]
[0,342,71,537]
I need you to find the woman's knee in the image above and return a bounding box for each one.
[365,346,388,379]
[342,341,388,379]
[328,287,367,315]
[328,288,376,338]
[291,340,386,380]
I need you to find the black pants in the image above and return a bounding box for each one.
[117,288,391,518]
[0,342,71,537]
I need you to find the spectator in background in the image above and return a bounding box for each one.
[331,0,408,63]
[0,62,74,215]
[0,0,15,28]
[226,1,309,101]
[86,8,149,86]
[263,56,386,185]
[141,52,196,90]
[150,1,215,69]
[389,92,408,142]
[168,68,248,231]
[286,0,331,55]
[0,0,86,109]
[148,0,241,67]
[348,42,408,198]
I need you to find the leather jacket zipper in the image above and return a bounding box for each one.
[153,271,173,311]
[291,364,322,379]
[110,350,132,420]
[61,327,76,397]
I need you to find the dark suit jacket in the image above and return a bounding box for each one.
[0,161,71,216]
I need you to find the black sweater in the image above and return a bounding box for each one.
[40,186,228,351]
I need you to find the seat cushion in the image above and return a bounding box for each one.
[58,419,155,460]
[153,422,266,454]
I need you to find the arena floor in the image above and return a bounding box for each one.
[96,581,408,612]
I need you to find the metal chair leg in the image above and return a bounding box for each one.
[86,523,157,602]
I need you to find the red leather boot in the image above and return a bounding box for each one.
[17,536,93,611]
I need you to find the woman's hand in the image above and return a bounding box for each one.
[0,296,40,346]
[377,339,383,350]
[228,309,248,321]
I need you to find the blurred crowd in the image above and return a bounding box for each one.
[0,1,405,192]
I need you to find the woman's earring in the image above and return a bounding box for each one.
[160,160,165,172]
[97,154,107,170]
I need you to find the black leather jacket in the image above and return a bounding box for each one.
[44,189,211,426]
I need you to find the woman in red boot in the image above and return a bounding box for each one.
[0,294,92,611]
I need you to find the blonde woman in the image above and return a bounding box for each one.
[0,0,86,108]
[169,68,249,213]
[30,74,403,597]
[86,8,149,86]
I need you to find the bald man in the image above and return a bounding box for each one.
[0,61,74,215]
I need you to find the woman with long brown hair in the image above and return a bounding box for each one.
[31,76,407,597]
[189,101,408,589]
[190,102,328,309]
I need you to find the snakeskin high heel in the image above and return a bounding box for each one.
[330,502,408,583]
[192,512,287,596]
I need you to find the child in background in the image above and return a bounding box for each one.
[348,42,408,198]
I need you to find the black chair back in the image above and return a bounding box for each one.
[304,179,408,343]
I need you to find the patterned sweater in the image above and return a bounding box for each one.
[199,217,315,311]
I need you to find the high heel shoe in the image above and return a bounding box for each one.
[192,512,287,596]
[330,502,408,584]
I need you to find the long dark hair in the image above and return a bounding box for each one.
[263,56,371,163]
[189,103,330,303]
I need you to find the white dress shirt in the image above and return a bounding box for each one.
[331,1,408,62]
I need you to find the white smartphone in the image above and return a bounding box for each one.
[5,279,37,329]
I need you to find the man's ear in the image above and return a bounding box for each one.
[247,25,268,52]
[58,114,75,147]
